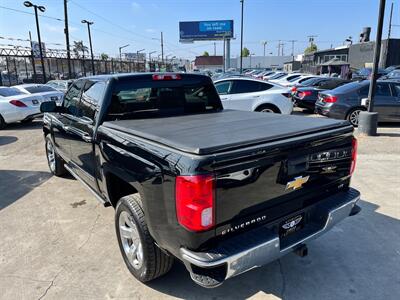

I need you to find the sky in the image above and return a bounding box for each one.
[0,0,399,60]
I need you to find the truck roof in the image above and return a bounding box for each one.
[102,110,351,155]
[83,72,208,81]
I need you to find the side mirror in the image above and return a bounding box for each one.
[40,101,57,113]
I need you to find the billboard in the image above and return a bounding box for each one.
[31,41,46,58]
[179,20,233,41]
[124,52,146,61]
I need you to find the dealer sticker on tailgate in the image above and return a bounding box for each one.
[279,213,304,238]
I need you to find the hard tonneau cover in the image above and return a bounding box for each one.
[102,110,351,155]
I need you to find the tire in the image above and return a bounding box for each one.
[115,194,174,283]
[20,118,33,124]
[346,108,365,127]
[255,104,281,114]
[0,115,6,130]
[45,135,67,176]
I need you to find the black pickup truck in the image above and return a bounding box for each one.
[40,73,360,288]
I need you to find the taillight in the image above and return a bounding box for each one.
[324,96,338,103]
[9,100,27,107]
[350,138,358,175]
[152,74,181,80]
[291,86,297,92]
[176,174,215,231]
[298,90,312,99]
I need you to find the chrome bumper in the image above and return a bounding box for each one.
[180,188,360,287]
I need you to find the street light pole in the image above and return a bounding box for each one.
[239,0,244,73]
[148,51,156,61]
[24,1,46,83]
[262,41,267,57]
[64,0,72,79]
[359,0,386,136]
[82,20,95,75]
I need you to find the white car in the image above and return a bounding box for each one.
[214,77,293,114]
[0,86,45,129]
[269,73,307,85]
[280,75,320,87]
[264,72,287,81]
[13,84,64,104]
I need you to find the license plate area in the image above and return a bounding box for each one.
[279,213,305,238]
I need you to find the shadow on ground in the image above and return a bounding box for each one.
[0,170,52,209]
[0,136,18,146]
[146,199,400,300]
[3,119,42,131]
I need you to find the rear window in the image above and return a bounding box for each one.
[331,81,367,93]
[24,85,57,94]
[269,73,286,80]
[300,77,324,86]
[0,87,25,97]
[108,76,222,119]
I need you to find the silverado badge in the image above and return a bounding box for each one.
[286,175,310,191]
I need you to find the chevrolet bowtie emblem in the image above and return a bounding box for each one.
[286,176,310,191]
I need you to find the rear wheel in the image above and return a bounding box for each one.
[0,115,6,130]
[255,104,281,114]
[45,135,67,176]
[347,108,365,127]
[115,194,174,283]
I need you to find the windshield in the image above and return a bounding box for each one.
[269,73,286,80]
[24,85,58,94]
[387,70,400,78]
[0,87,25,97]
[107,76,222,120]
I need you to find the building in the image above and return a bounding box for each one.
[194,56,223,71]
[283,60,301,72]
[229,56,292,70]
[301,38,400,74]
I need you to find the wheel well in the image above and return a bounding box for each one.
[255,103,281,113]
[346,106,366,118]
[106,172,138,208]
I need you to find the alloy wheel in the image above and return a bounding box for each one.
[349,110,362,126]
[119,211,143,270]
[46,140,56,172]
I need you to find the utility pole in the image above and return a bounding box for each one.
[281,42,284,56]
[262,41,267,56]
[64,0,72,79]
[24,1,46,83]
[308,35,317,46]
[388,1,394,39]
[213,42,216,56]
[161,31,164,65]
[82,20,95,75]
[28,31,37,79]
[277,41,281,56]
[289,40,297,57]
[358,0,386,136]
[239,0,244,73]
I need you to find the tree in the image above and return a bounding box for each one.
[72,41,88,58]
[100,53,109,60]
[304,43,318,54]
[241,47,250,57]
[202,51,209,56]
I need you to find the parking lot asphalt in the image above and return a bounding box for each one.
[0,117,399,300]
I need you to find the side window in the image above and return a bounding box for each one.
[77,81,106,120]
[63,80,85,115]
[359,85,370,97]
[259,82,273,91]
[391,84,400,97]
[375,83,391,96]
[231,80,262,94]
[215,81,231,94]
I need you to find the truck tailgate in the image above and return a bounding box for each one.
[102,110,350,155]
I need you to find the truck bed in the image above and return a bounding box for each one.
[102,110,351,155]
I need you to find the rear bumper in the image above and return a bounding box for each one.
[180,188,360,287]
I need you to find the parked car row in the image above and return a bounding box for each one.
[0,82,65,129]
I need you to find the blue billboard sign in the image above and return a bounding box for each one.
[179,20,234,41]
